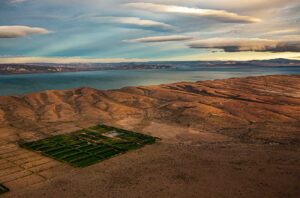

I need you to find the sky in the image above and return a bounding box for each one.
[0,0,300,63]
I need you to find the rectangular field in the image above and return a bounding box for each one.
[20,125,157,168]
[0,184,9,195]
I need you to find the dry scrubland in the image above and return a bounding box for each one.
[0,75,299,197]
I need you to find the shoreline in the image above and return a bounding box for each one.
[0,72,300,97]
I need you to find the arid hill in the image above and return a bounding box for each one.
[0,75,300,198]
[0,75,299,144]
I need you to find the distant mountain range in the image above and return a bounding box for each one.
[1,58,300,75]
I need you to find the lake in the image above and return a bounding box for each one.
[0,66,300,96]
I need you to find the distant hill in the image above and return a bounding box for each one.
[1,59,300,74]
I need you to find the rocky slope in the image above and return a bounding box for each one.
[0,75,299,144]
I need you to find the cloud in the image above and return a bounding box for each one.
[188,38,300,52]
[160,0,300,11]
[262,29,298,36]
[125,3,261,23]
[1,0,299,61]
[80,16,174,30]
[0,26,50,38]
[9,0,27,3]
[125,35,192,43]
[271,41,300,52]
[0,56,148,64]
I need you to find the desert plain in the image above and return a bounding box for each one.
[0,75,299,197]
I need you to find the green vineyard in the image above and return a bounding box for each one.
[20,125,157,168]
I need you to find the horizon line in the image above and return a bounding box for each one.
[0,54,300,64]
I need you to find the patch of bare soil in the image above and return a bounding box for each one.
[3,142,300,198]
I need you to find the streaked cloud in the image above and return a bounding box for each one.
[0,56,148,64]
[0,26,49,38]
[125,35,192,43]
[188,38,300,52]
[80,16,174,30]
[9,0,27,3]
[262,29,298,36]
[161,0,300,11]
[125,3,261,23]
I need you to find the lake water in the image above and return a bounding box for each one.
[0,66,300,96]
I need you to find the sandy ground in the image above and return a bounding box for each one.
[2,126,300,198]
